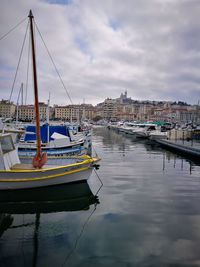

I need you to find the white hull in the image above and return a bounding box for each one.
[149,131,168,140]
[18,134,92,157]
[0,168,93,190]
[149,134,167,140]
[0,148,99,190]
[18,145,88,157]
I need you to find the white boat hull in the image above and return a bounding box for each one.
[18,138,91,157]
[0,168,93,190]
[0,156,99,190]
[149,131,168,140]
[149,134,167,140]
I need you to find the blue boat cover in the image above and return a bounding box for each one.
[24,124,71,143]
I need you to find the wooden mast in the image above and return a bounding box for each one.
[29,10,47,168]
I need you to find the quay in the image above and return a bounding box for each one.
[155,139,200,159]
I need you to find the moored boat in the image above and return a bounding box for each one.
[134,124,157,138]
[18,123,92,157]
[148,130,168,140]
[0,11,100,190]
[0,133,100,190]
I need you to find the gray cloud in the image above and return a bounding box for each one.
[0,0,200,105]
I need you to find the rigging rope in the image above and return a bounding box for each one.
[2,15,73,106]
[22,214,26,267]
[0,17,27,42]
[94,168,103,195]
[34,21,73,105]
[9,21,30,102]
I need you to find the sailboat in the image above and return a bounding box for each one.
[0,10,100,190]
[17,122,92,158]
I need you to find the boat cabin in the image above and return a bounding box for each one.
[0,134,20,170]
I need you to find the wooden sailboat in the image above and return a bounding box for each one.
[0,10,100,190]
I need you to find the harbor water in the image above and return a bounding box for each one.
[1,126,200,267]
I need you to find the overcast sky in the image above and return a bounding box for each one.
[0,0,200,106]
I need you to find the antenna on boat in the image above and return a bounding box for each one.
[29,10,47,168]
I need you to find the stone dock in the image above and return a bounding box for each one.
[155,139,200,159]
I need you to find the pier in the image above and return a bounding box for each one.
[155,139,200,158]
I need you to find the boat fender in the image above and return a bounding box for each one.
[93,164,100,170]
[32,153,47,168]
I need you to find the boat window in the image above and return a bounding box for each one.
[0,135,15,154]
[148,126,156,130]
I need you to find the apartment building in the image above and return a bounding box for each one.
[82,104,96,120]
[137,103,154,121]
[18,102,48,121]
[54,104,96,121]
[0,100,16,119]
[103,98,118,121]
[115,104,139,121]
[151,104,200,123]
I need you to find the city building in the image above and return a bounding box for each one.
[102,98,118,121]
[18,102,49,121]
[0,92,199,125]
[54,104,96,121]
[0,100,16,119]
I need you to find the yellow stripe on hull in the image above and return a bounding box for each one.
[0,157,99,173]
[0,166,90,182]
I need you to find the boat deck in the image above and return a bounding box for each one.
[11,163,58,170]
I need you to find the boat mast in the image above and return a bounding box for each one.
[29,10,46,167]
[47,93,50,143]
[16,83,23,124]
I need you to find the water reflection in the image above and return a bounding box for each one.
[98,126,200,172]
[91,127,200,267]
[0,181,99,214]
[0,181,100,267]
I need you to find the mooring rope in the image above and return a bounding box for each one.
[34,21,73,105]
